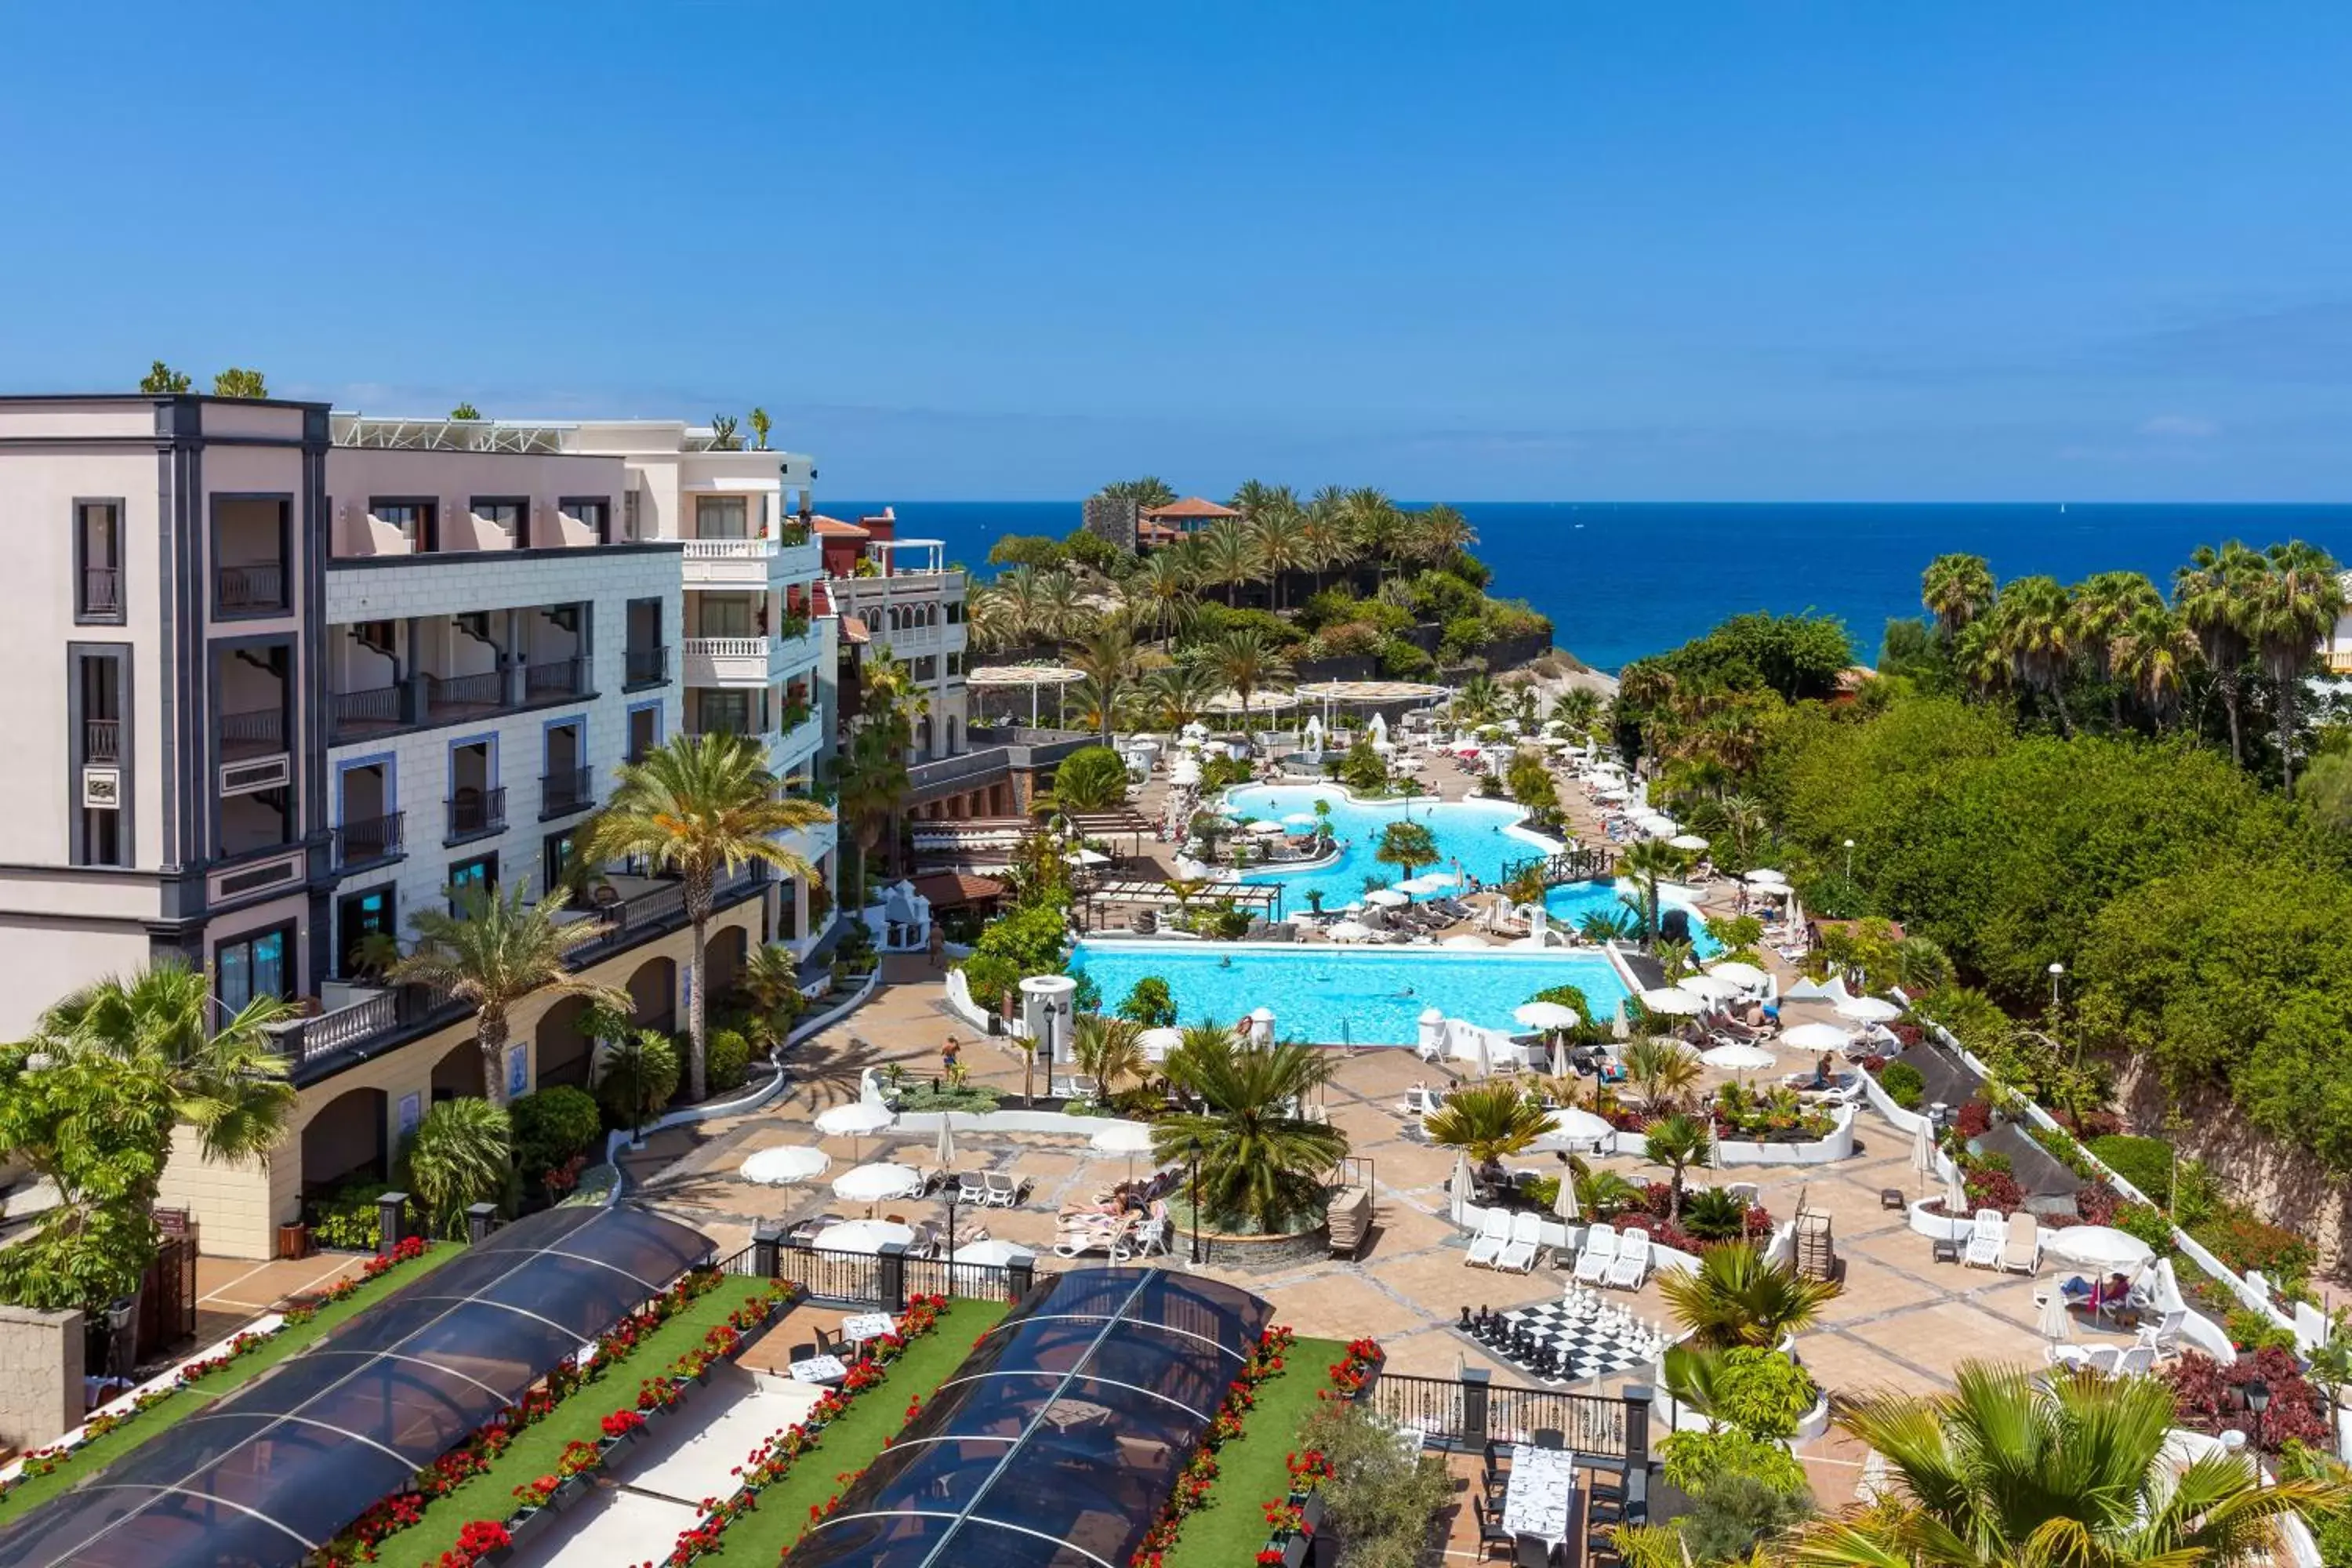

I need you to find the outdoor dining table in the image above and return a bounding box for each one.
[788,1353,851,1386]
[840,1312,898,1346]
[1502,1443,1579,1550]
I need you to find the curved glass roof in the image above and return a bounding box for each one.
[792,1266,1272,1568]
[0,1205,711,1568]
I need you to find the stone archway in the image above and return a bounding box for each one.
[536,995,598,1091]
[430,1037,488,1104]
[626,956,677,1036]
[301,1086,387,1195]
[702,924,749,1007]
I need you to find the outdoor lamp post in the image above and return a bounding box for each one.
[2048,960,2066,1012]
[1842,838,1856,880]
[2245,1379,2270,1467]
[944,1181,960,1281]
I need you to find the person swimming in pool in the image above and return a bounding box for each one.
[1219,955,1234,969]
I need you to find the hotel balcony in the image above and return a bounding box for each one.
[774,706,826,773]
[681,533,824,588]
[682,620,821,688]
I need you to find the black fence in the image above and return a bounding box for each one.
[1365,1370,1647,1464]
[718,1231,1054,1311]
[1501,846,1616,887]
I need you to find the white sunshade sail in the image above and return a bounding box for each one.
[740,1145,829,1185]
[833,1163,924,1203]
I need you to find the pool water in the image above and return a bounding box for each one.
[1069,940,1639,1047]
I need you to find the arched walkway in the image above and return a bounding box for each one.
[301,1086,387,1193]
[703,924,748,1005]
[536,995,598,1090]
[626,956,677,1036]
[430,1037,487,1104]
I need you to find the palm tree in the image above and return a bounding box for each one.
[1146,662,1218,731]
[1344,488,1403,586]
[576,732,829,1102]
[1375,819,1439,880]
[1454,673,1501,727]
[2070,571,2162,728]
[1414,503,1476,567]
[1550,687,1602,736]
[1714,793,1768,868]
[1920,553,1996,642]
[829,720,910,899]
[2175,540,2265,766]
[1951,619,2013,702]
[2111,604,2200,730]
[1623,1038,1703,1116]
[1070,1012,1151,1105]
[1658,1240,1842,1347]
[1228,477,1279,519]
[399,1097,513,1236]
[40,961,298,1170]
[1152,1029,1348,1231]
[1617,838,1687,950]
[1300,492,1356,593]
[392,885,627,1108]
[1991,574,2078,736]
[1099,476,1178,509]
[739,942,807,1054]
[985,567,1049,651]
[1196,521,1261,608]
[1036,570,1094,643]
[1425,1083,1555,1192]
[1067,617,1145,746]
[1642,1112,1713,1220]
[1613,660,1678,767]
[1210,626,1294,728]
[2246,541,2346,797]
[1248,507,1308,611]
[1131,549,1196,643]
[1784,1363,2342,1568]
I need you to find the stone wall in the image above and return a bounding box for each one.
[1080,495,1136,554]
[0,1304,82,1453]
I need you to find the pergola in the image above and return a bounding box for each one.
[1077,878,1283,929]
[1294,679,1452,728]
[1200,688,1301,719]
[967,663,1085,727]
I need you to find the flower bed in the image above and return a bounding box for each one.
[2163,1346,2331,1454]
[0,1236,455,1517]
[346,1270,795,1568]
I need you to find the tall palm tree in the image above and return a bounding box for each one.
[1617,838,1688,950]
[2069,571,2162,728]
[1424,1083,1555,1192]
[1991,574,2078,736]
[2111,604,2200,731]
[578,733,829,1102]
[1248,506,1308,611]
[1344,488,1403,587]
[393,886,627,1108]
[1099,476,1178,509]
[1196,521,1261,608]
[1036,569,1094,643]
[1131,549,1196,644]
[1642,1112,1713,1220]
[1550,687,1602,735]
[2175,540,2265,767]
[1658,1240,1842,1348]
[40,961,298,1170]
[1301,490,1356,593]
[1613,660,1678,767]
[1228,477,1279,519]
[1785,1363,2342,1568]
[1951,619,2013,702]
[1414,503,1476,568]
[1146,662,1219,731]
[1920,553,1996,642]
[1067,617,1145,746]
[2246,540,2346,797]
[1211,626,1294,729]
[1070,1012,1151,1105]
[829,718,910,898]
[1152,1029,1348,1231]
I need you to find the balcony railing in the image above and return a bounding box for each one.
[218,706,285,757]
[218,562,287,612]
[331,685,403,740]
[625,644,668,687]
[683,539,779,559]
[523,656,586,699]
[84,718,121,763]
[540,766,593,817]
[426,671,504,715]
[446,786,506,840]
[333,811,405,869]
[265,989,401,1064]
[82,568,122,617]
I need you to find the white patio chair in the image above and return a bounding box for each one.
[2145,1310,2187,1356]
[1496,1212,1545,1275]
[1572,1225,1619,1285]
[1962,1209,2005,1269]
[956,1171,989,1205]
[982,1171,1020,1208]
[2080,1345,2124,1376]
[2113,1345,2155,1377]
[1999,1212,2041,1275]
[1605,1228,1651,1290]
[1465,1210,1512,1269]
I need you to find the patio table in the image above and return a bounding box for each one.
[788,1353,851,1385]
[1502,1443,1579,1550]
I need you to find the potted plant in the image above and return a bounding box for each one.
[599,1408,646,1454]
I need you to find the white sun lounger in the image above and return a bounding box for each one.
[1465,1210,1512,1269]
[1572,1224,1619,1285]
[1496,1211,1545,1274]
[1605,1227,1651,1290]
[2000,1211,2041,1275]
[1962,1208,2005,1269]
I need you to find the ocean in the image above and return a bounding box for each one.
[825,500,2352,674]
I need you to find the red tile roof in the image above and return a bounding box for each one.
[1142,496,1240,520]
[811,514,869,537]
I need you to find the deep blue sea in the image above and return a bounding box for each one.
[829,501,2352,673]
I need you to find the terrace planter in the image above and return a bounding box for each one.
[1351,1355,1384,1405]
[550,1474,590,1512]
[506,1505,552,1551]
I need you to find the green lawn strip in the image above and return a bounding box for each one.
[730,1298,1011,1563]
[1161,1338,1349,1568]
[0,1243,467,1519]
[371,1282,774,1568]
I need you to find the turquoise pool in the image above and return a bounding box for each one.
[1068,939,1638,1047]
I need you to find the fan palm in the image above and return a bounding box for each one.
[1784,1362,2342,1568]
[1551,687,1602,735]
[576,732,829,1102]
[1196,521,1261,608]
[2246,540,2345,797]
[2174,540,2265,767]
[38,961,299,1168]
[1070,1012,1151,1105]
[1146,662,1219,730]
[1642,1112,1713,1220]
[2111,605,2199,730]
[2069,571,2162,728]
[1992,575,2078,736]
[1920,553,1996,642]
[1424,1083,1555,1189]
[1036,569,1094,643]
[1622,1038,1704,1115]
[1658,1240,1841,1347]
[399,1096,513,1237]
[1211,626,1294,728]
[392,885,627,1107]
[1578,906,1641,943]
[1153,1029,1348,1231]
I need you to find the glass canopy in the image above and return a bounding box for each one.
[791,1266,1273,1568]
[0,1204,711,1568]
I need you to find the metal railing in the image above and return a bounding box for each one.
[265,989,400,1062]
[334,811,405,868]
[523,656,586,699]
[446,786,506,839]
[625,644,668,686]
[332,685,403,737]
[764,1241,1049,1308]
[82,567,122,616]
[1365,1371,1637,1459]
[541,767,593,815]
[217,562,286,612]
[218,707,284,754]
[426,671,504,713]
[1501,848,1616,887]
[84,718,121,762]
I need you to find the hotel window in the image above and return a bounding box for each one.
[217,924,292,1012]
[696,496,748,540]
[543,829,576,895]
[564,497,612,545]
[374,499,437,551]
[474,499,524,542]
[449,852,498,911]
[337,886,396,977]
[946,652,964,676]
[699,594,756,638]
[623,490,642,540]
[75,501,125,622]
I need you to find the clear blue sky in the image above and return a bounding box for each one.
[5,3,2349,501]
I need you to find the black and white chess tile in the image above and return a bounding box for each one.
[1462,1297,1665,1385]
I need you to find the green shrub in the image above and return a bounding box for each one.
[509,1086,604,1184]
[2194,1208,2316,1287]
[310,1181,411,1252]
[1878,1059,1926,1110]
[1377,637,1436,679]
[1704,1348,1819,1442]
[1214,907,1254,939]
[706,1029,753,1094]
[893,1082,1003,1113]
[1659,1428,1808,1496]
[1117,977,1177,1029]
[593,1029,681,1126]
[2225,1308,2299,1355]
[2087,1134,2175,1206]
[1050,746,1131,811]
[2111,1200,2176,1254]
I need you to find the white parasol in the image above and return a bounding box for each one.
[1327,920,1374,942]
[1365,888,1410,908]
[1420,869,1462,887]
[1515,1002,1582,1032]
[1091,1119,1158,1181]
[935,1115,957,1169]
[1700,1042,1777,1072]
[1450,1152,1472,1223]
[1677,975,1741,1003]
[1441,934,1490,949]
[1638,987,1705,1016]
[833,1163,924,1203]
[943,1238,1036,1289]
[2042,1225,2155,1270]
[740,1145,829,1185]
[1282,813,1319,828]
[815,1101,895,1162]
[1837,996,1904,1024]
[1705,960,1770,988]
[811,1219,916,1255]
[1743,869,1791,887]
[1555,1167,1584,1222]
[1911,1119,1934,1180]
[1780,1022,1852,1051]
[1668,833,1711,851]
[2039,1286,2074,1345]
[1138,1025,1184,1061]
[1944,1165,1969,1214]
[1247,820,1287,837]
[1539,1107,1617,1147]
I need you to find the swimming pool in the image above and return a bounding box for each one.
[1067,939,1639,1047]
